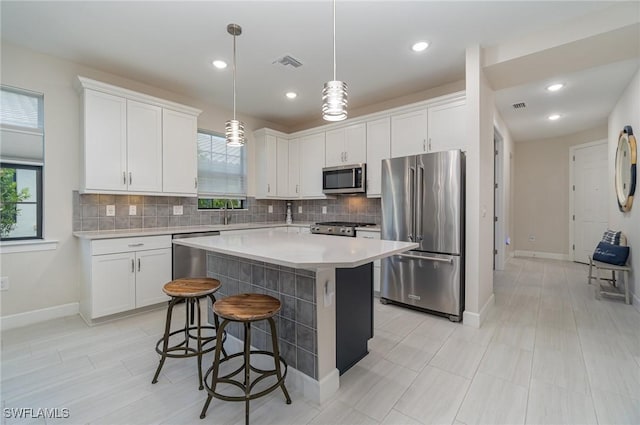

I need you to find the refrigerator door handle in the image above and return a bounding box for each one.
[416,165,424,241]
[396,253,453,264]
[409,166,416,241]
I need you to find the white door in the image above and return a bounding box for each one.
[325,128,345,167]
[162,108,197,195]
[344,123,367,164]
[299,133,325,197]
[572,141,608,263]
[391,109,428,158]
[127,100,163,192]
[135,248,172,308]
[91,252,136,318]
[276,137,289,198]
[288,138,300,198]
[428,100,466,152]
[83,89,127,191]
[366,117,390,197]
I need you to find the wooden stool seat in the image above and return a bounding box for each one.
[213,293,281,322]
[162,277,221,298]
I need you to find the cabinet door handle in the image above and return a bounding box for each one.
[137,258,141,272]
[194,178,198,189]
[423,139,426,151]
[296,184,299,193]
[123,171,127,185]
[428,138,432,151]
[129,172,132,185]
[267,183,270,193]
[345,151,348,162]
[128,243,144,247]
[131,258,135,273]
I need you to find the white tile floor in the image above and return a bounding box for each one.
[2,257,640,424]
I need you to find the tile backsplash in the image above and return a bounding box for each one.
[73,192,381,231]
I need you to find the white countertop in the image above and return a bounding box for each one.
[172,229,417,269]
[73,222,314,240]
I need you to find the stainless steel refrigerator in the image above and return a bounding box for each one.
[381,150,465,322]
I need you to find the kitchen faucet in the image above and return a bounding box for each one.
[223,202,233,225]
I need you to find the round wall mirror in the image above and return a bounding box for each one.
[615,125,637,212]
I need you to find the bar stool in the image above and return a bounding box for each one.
[200,293,291,424]
[151,277,227,390]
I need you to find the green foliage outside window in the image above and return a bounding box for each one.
[0,168,30,237]
[198,198,244,209]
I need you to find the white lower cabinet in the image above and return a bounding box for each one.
[81,235,171,320]
[355,230,381,293]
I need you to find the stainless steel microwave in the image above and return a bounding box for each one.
[322,163,366,194]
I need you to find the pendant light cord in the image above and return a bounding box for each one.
[232,32,237,121]
[332,0,336,81]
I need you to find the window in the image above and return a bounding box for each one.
[0,86,44,241]
[197,130,246,209]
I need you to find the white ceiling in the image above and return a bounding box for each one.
[1,1,634,139]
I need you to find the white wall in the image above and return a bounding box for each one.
[0,42,282,317]
[513,126,608,258]
[608,68,640,305]
[493,111,515,265]
[464,45,495,326]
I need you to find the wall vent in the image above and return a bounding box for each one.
[512,102,526,109]
[273,55,303,68]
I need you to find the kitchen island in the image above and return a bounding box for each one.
[172,229,417,403]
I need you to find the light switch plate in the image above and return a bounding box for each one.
[173,205,183,215]
[129,205,137,215]
[298,206,303,214]
[322,206,327,214]
[0,277,9,291]
[268,205,273,213]
[106,205,115,216]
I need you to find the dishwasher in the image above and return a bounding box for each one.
[172,231,220,279]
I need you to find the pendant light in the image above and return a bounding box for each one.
[322,0,348,121]
[225,23,245,146]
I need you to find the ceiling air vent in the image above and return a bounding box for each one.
[273,55,303,68]
[512,102,526,109]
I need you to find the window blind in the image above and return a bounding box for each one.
[0,86,44,164]
[197,130,247,199]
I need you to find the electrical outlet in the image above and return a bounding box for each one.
[106,205,115,216]
[129,205,137,215]
[322,206,327,214]
[268,205,273,213]
[1,277,9,291]
[298,206,303,214]
[173,205,183,215]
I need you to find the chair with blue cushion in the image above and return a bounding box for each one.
[588,230,632,304]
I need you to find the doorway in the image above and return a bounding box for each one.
[569,140,608,263]
[494,128,505,271]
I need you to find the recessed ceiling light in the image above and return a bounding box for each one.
[546,83,564,92]
[548,114,561,121]
[212,60,227,69]
[411,41,430,52]
[285,92,298,100]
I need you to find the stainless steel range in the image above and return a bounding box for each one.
[310,221,376,237]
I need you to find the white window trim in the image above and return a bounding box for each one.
[0,239,58,254]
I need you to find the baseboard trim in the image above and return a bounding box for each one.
[222,333,338,405]
[633,292,640,313]
[463,293,495,329]
[514,250,569,261]
[1,302,79,331]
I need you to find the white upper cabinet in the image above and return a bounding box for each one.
[366,117,391,197]
[391,108,428,158]
[77,76,201,196]
[276,137,289,198]
[427,99,467,152]
[162,108,198,195]
[288,138,300,198]
[299,132,326,198]
[126,100,163,193]
[325,123,366,167]
[254,129,283,199]
[83,89,127,192]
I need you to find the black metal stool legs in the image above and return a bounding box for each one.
[208,294,228,359]
[152,297,179,384]
[268,317,291,405]
[200,319,230,419]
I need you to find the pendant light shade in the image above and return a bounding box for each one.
[225,23,246,146]
[322,0,347,121]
